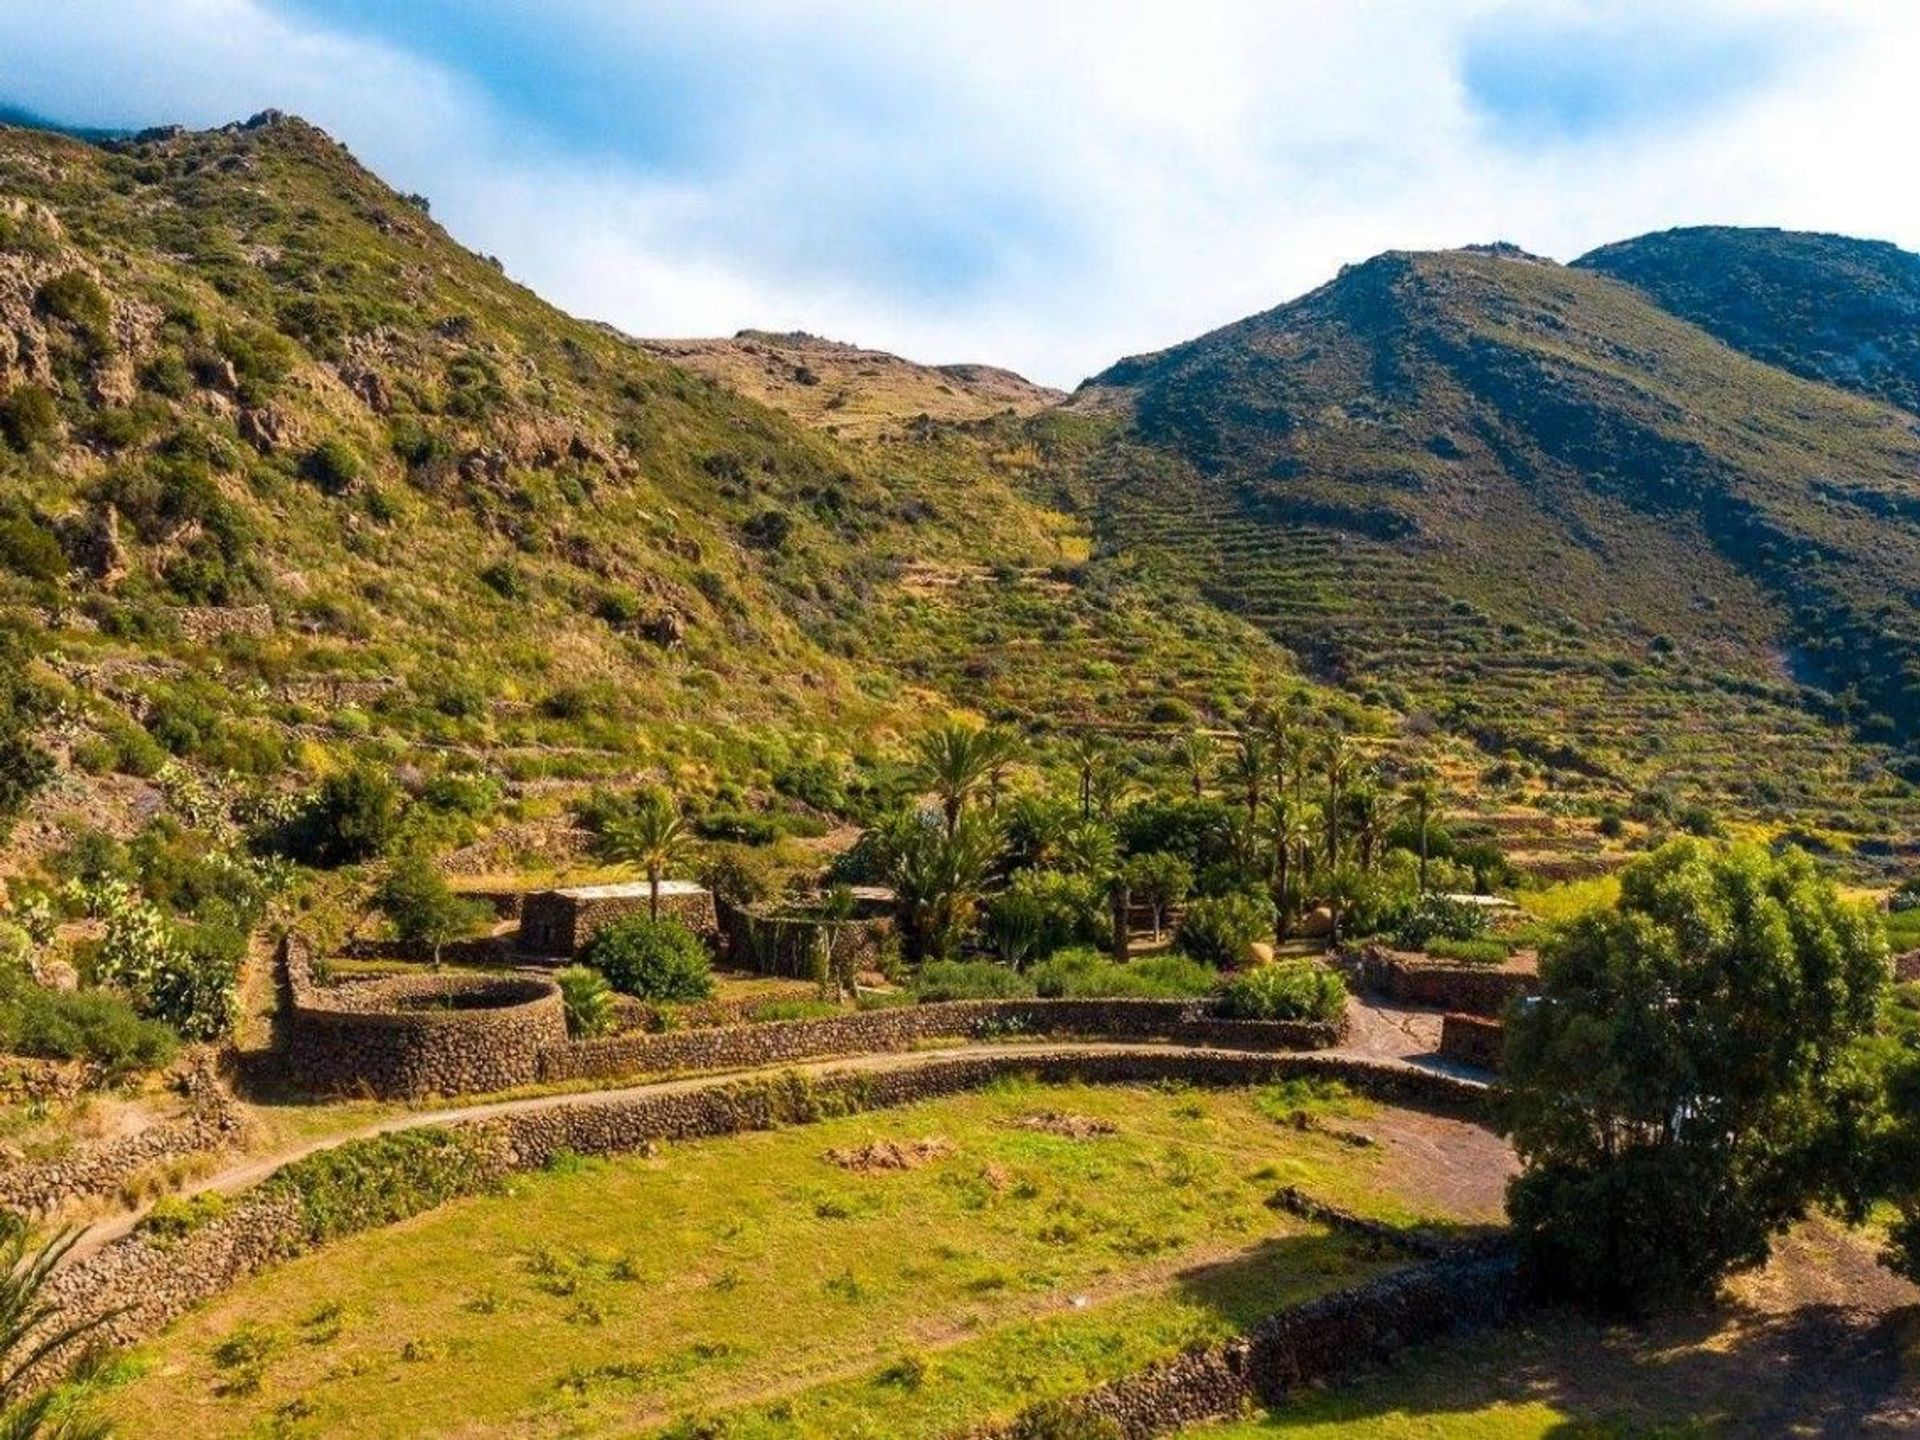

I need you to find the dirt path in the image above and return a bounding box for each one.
[62,1001,1484,1265]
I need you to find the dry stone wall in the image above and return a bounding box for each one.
[541,998,1342,1085]
[1438,1013,1505,1072]
[282,935,566,1098]
[31,1048,1489,1386]
[0,1063,248,1217]
[1347,946,1534,1017]
[980,1247,1524,1439]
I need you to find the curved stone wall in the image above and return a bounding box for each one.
[540,997,1341,1085]
[288,970,567,1099]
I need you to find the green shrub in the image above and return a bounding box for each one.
[304,437,364,495]
[1218,962,1346,1024]
[1392,894,1493,950]
[1427,937,1510,966]
[555,965,615,1037]
[282,766,402,867]
[138,1190,228,1244]
[1176,891,1273,968]
[37,270,112,348]
[374,853,487,963]
[0,984,178,1073]
[0,510,65,581]
[266,1128,498,1243]
[911,960,1035,1002]
[582,917,713,1002]
[0,385,60,451]
[1007,1401,1124,1440]
[1029,947,1216,1000]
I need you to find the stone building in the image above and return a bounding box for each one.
[517,879,717,958]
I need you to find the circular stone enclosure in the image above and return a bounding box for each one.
[289,972,566,1099]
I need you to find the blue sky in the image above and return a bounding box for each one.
[0,1,1908,385]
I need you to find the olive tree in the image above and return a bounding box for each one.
[1500,840,1888,1312]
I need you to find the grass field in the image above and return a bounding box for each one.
[94,1077,1501,1439]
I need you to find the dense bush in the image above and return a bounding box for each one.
[1426,937,1510,966]
[0,982,178,1074]
[280,766,402,866]
[1029,947,1216,1000]
[910,960,1035,1002]
[555,965,615,1038]
[266,1128,499,1243]
[1217,962,1347,1024]
[1176,891,1273,968]
[581,916,713,1002]
[1391,893,1492,950]
[303,437,364,494]
[0,385,59,451]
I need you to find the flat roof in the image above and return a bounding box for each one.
[551,880,709,901]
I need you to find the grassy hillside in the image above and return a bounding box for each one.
[1075,245,1920,863]
[0,112,1302,870]
[1578,225,1920,415]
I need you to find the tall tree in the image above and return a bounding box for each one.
[1170,730,1215,801]
[1345,782,1389,873]
[606,789,692,920]
[1064,734,1111,821]
[1318,732,1357,868]
[914,722,1020,837]
[1400,776,1442,892]
[1500,841,1888,1313]
[1260,796,1312,940]
[1223,727,1269,830]
[879,810,1003,963]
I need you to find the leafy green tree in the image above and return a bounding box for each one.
[1259,797,1313,940]
[0,1220,111,1440]
[878,810,1002,963]
[1123,852,1193,942]
[1500,841,1888,1313]
[581,916,712,1002]
[290,766,401,867]
[374,852,487,966]
[605,790,692,920]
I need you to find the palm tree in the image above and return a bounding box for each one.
[1170,731,1215,800]
[1222,727,1269,829]
[1346,782,1390,873]
[914,722,1020,837]
[1401,776,1442,892]
[1318,733,1357,869]
[606,789,691,921]
[1261,796,1313,940]
[1,1222,111,1440]
[1278,725,1314,812]
[1087,760,1132,821]
[1064,733,1110,820]
[881,810,1003,962]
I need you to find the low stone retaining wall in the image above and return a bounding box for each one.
[1439,1013,1505,1072]
[283,936,567,1098]
[540,998,1342,1085]
[31,1049,1488,1385]
[980,1246,1524,1439]
[1347,946,1533,1017]
[0,1063,248,1218]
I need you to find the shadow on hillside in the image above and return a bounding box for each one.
[1229,1287,1919,1437]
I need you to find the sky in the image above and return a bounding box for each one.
[0,0,1915,387]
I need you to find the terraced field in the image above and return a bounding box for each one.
[95,1077,1509,1440]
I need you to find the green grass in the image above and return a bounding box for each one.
[95,1078,1485,1439]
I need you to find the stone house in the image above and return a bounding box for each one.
[517,880,718,958]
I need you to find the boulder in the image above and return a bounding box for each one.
[1297,907,1335,939]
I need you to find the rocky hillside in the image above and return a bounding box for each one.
[1577,226,1920,416]
[631,330,1061,442]
[1075,243,1920,859]
[0,112,1303,869]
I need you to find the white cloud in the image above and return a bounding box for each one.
[2,0,1917,385]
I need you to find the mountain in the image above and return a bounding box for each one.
[1576,226,1920,416]
[0,111,1294,866]
[1075,243,1920,854]
[631,330,1061,441]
